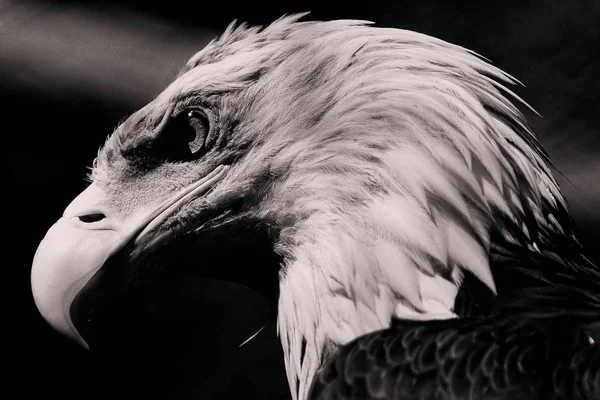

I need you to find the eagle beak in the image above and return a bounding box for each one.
[31,165,229,348]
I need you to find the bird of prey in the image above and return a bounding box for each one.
[31,14,599,400]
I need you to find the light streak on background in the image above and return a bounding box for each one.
[0,0,217,106]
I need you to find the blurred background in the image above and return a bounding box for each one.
[5,0,598,398]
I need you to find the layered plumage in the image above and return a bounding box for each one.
[309,312,600,399]
[31,14,599,400]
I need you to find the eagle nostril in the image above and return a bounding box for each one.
[78,213,106,223]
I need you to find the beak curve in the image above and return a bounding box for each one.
[31,165,229,348]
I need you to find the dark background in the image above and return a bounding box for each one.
[5,0,598,398]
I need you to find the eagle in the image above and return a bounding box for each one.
[31,14,599,400]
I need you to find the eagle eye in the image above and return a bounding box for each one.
[148,107,212,163]
[122,107,214,167]
[185,110,209,155]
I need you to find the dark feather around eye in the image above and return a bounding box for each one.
[123,107,212,168]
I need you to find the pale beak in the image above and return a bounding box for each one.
[31,165,229,348]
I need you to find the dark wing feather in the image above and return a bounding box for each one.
[308,313,600,400]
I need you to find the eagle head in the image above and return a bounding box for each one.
[31,14,571,400]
